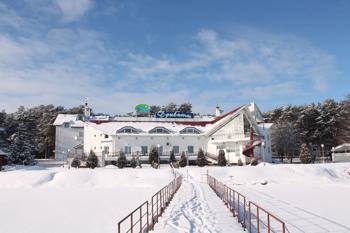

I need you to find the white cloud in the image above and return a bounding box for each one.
[55,0,94,22]
[0,4,338,115]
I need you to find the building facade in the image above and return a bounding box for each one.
[82,103,272,165]
[53,114,84,161]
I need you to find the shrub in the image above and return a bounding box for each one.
[170,150,176,163]
[117,151,127,168]
[237,158,244,166]
[149,146,159,165]
[217,149,227,166]
[130,157,137,168]
[179,152,187,167]
[86,150,98,169]
[299,143,312,164]
[250,158,258,166]
[197,148,207,167]
[71,157,81,168]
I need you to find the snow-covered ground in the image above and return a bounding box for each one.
[0,165,174,233]
[1,163,350,233]
[199,163,350,232]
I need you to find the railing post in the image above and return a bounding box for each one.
[147,201,149,231]
[243,197,246,228]
[140,206,142,233]
[267,214,270,233]
[257,207,259,233]
[130,214,133,233]
[238,195,240,222]
[249,202,252,233]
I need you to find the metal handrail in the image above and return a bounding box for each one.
[207,175,290,233]
[117,175,182,233]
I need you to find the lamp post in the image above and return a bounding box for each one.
[261,141,265,162]
[157,144,160,169]
[321,144,324,163]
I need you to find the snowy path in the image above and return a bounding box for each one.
[153,172,244,233]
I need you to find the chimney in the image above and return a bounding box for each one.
[215,105,222,117]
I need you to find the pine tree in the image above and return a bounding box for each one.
[8,108,36,165]
[237,158,244,166]
[217,149,227,166]
[196,148,207,167]
[299,143,312,164]
[179,152,187,167]
[149,146,159,164]
[86,150,98,168]
[117,151,127,168]
[169,150,176,163]
[71,157,81,168]
[130,157,137,168]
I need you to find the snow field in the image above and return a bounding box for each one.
[202,163,350,232]
[0,165,174,233]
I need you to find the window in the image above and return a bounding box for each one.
[78,132,83,137]
[149,127,171,134]
[157,146,163,155]
[124,146,131,155]
[117,127,139,134]
[63,122,70,128]
[180,127,201,134]
[187,146,194,154]
[104,134,109,139]
[104,146,109,154]
[173,146,179,154]
[141,146,148,155]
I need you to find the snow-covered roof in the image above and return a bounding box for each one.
[86,106,245,135]
[332,144,350,152]
[53,114,84,127]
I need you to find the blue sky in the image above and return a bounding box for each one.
[0,0,349,114]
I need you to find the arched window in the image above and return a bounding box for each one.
[149,127,171,134]
[117,126,139,134]
[180,127,201,134]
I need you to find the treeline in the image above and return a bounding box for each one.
[0,105,85,164]
[265,95,350,162]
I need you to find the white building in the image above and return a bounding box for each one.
[53,114,84,161]
[332,144,350,162]
[83,103,272,165]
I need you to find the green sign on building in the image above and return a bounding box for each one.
[135,104,150,113]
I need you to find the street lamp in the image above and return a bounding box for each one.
[261,141,265,162]
[321,144,325,163]
[157,144,160,168]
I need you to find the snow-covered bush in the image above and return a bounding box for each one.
[71,157,81,168]
[217,149,227,166]
[86,150,98,169]
[130,157,137,168]
[299,143,312,164]
[169,150,176,163]
[250,158,258,166]
[179,152,187,167]
[117,151,127,168]
[237,158,244,166]
[197,149,207,167]
[149,147,159,165]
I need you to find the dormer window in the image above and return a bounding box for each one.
[117,126,139,134]
[149,127,171,134]
[180,127,201,134]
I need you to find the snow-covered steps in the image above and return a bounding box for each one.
[153,172,244,233]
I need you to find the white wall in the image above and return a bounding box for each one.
[55,126,83,160]
[332,153,350,162]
